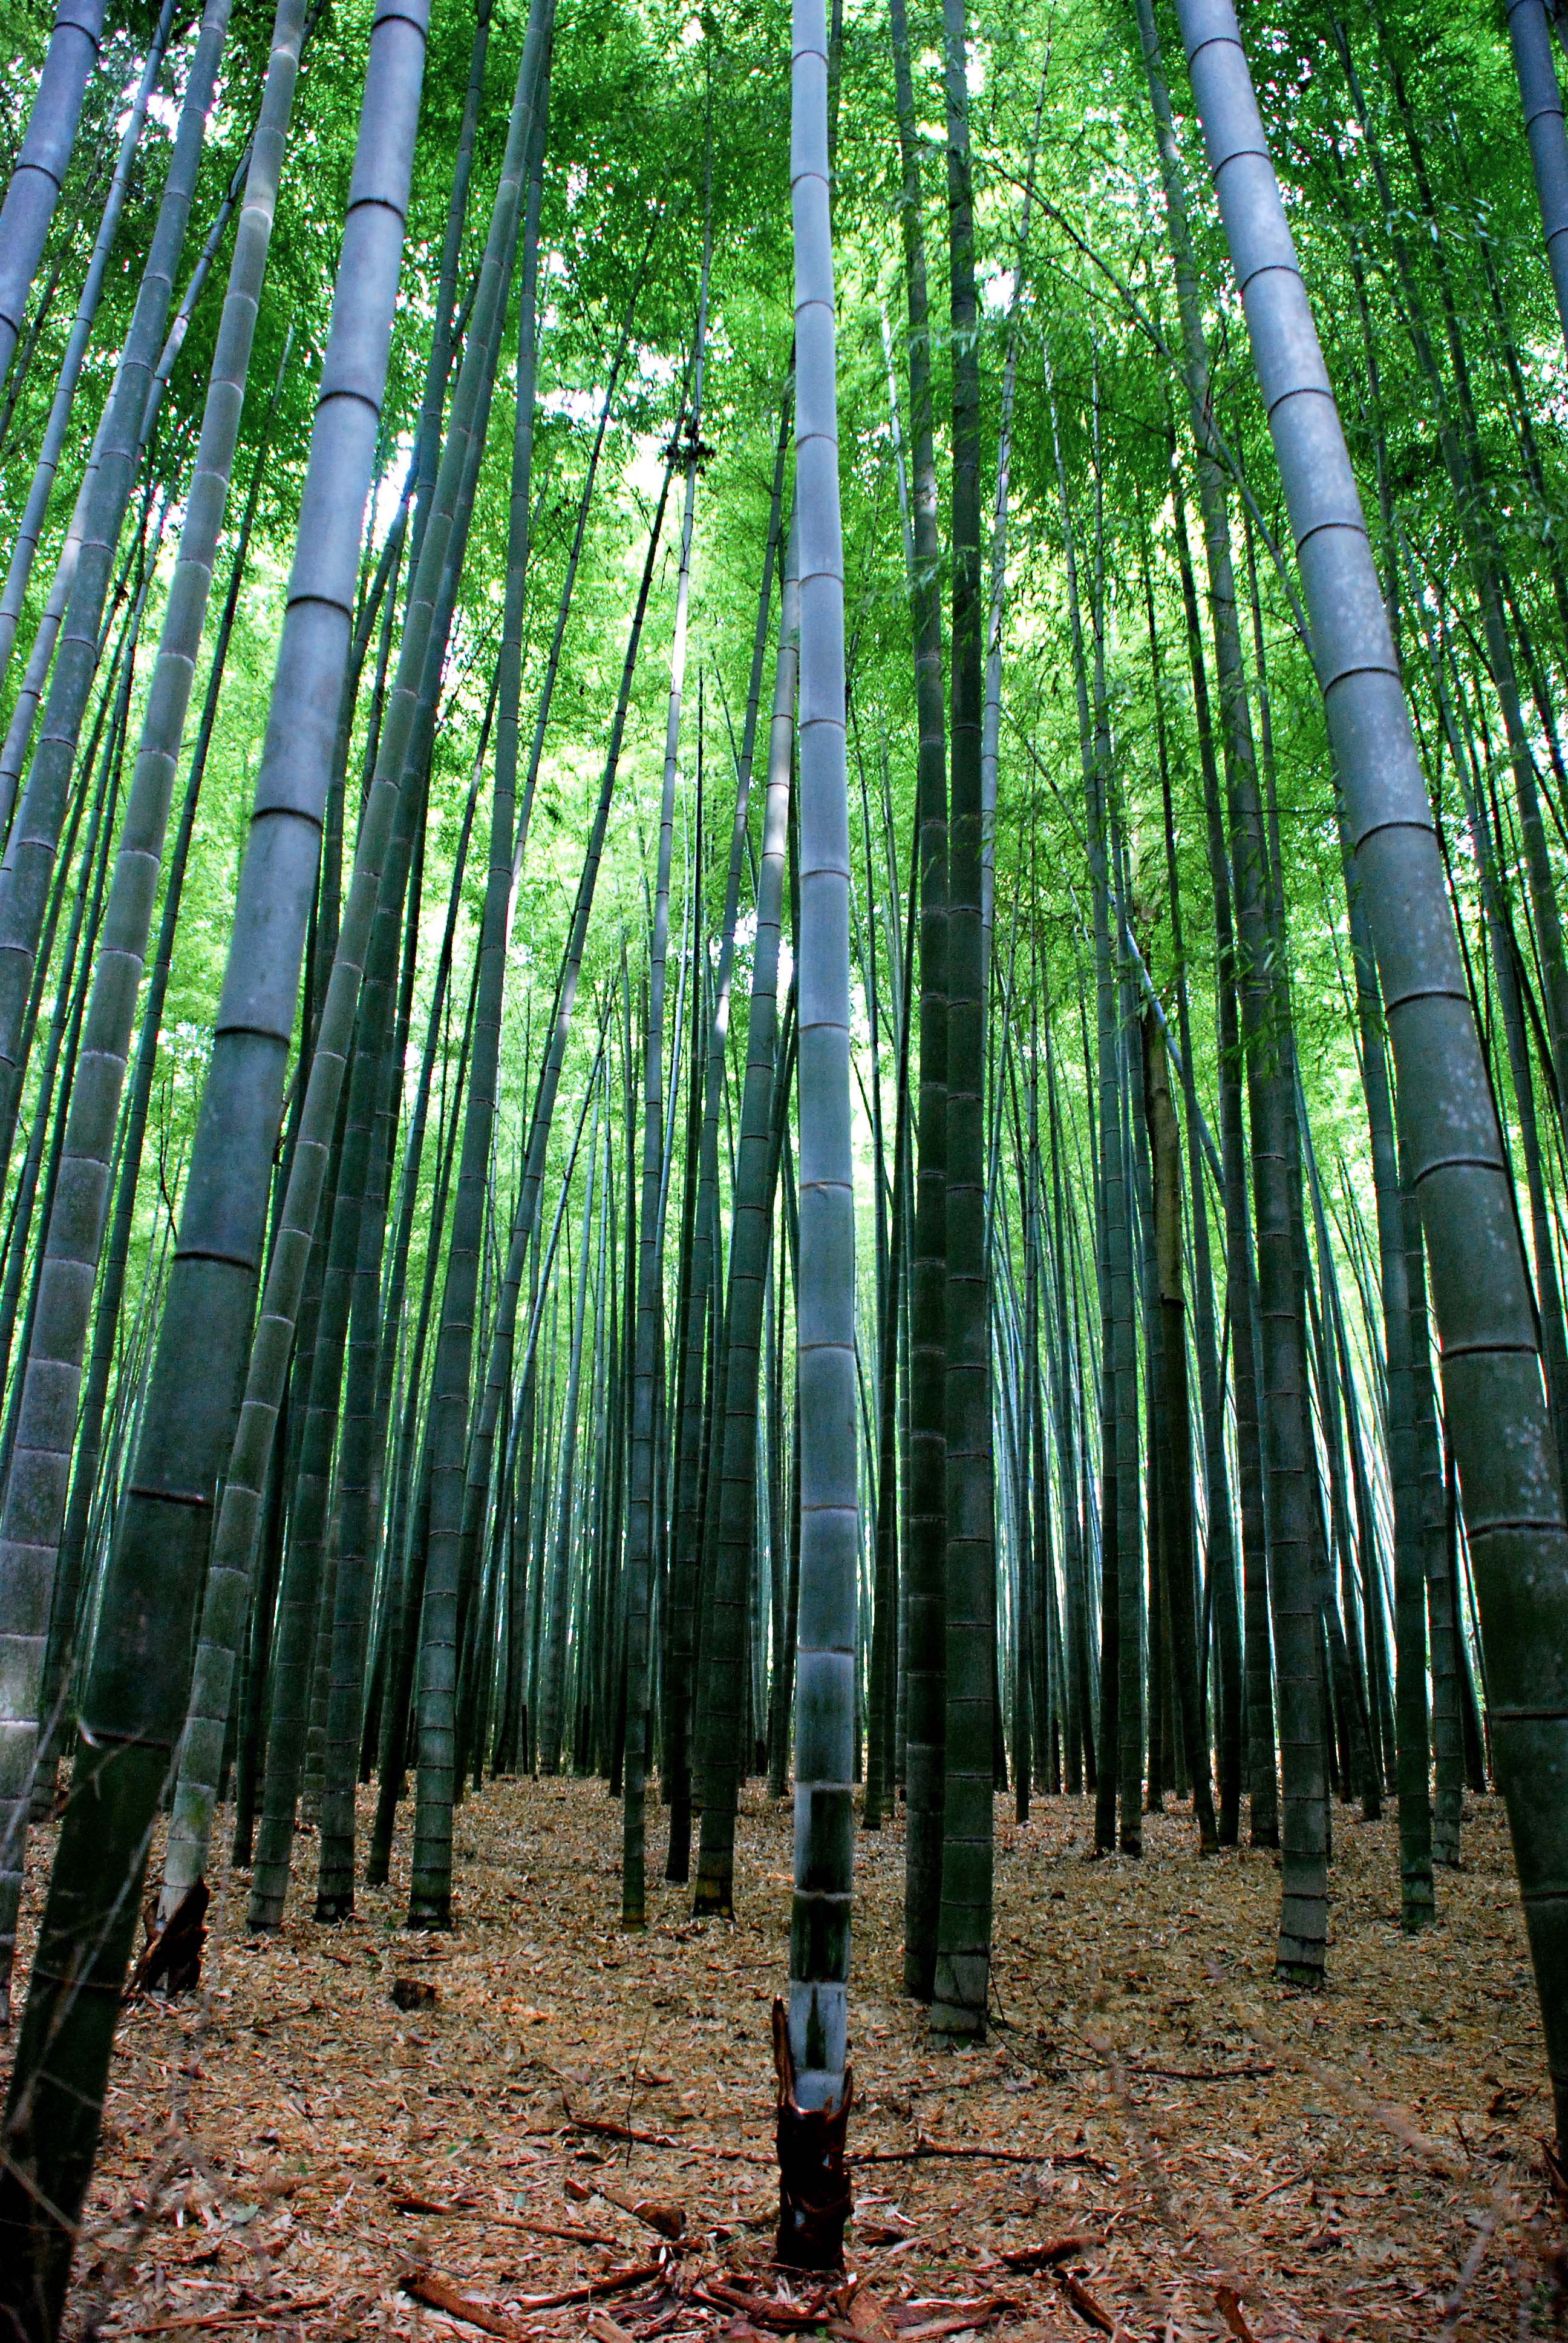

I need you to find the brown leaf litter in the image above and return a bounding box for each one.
[5,1776,1562,2340]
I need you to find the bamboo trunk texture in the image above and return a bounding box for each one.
[1177,0,1568,2120]
[0,3,431,2316]
[780,0,857,2208]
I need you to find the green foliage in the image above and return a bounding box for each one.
[0,0,1563,1504]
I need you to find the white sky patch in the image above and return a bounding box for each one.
[372,431,415,540]
[623,431,668,507]
[727,912,791,998]
[980,263,1012,316]
[543,383,604,426]
[913,38,987,95]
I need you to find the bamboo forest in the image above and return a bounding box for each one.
[1,0,1567,2329]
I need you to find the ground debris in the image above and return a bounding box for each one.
[16,1778,1542,2341]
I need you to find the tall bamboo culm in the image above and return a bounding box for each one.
[1175,0,1568,2125]
[0,0,310,2004]
[774,0,857,2275]
[0,4,431,2324]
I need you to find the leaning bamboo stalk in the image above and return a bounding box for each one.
[0,0,432,2310]
[0,0,310,1966]
[0,0,234,1191]
[176,5,540,1934]
[1175,0,1568,2133]
[0,600,136,1461]
[408,0,555,1927]
[1504,0,1568,430]
[0,670,131,1496]
[31,355,285,1826]
[0,0,106,398]
[0,0,178,703]
[255,21,540,1918]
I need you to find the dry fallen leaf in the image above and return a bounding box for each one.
[1215,2281,1260,2343]
[41,1778,1541,2343]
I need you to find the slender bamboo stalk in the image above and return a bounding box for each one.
[408,0,555,1928]
[695,535,799,1910]
[1136,0,1279,1847]
[1505,0,1568,364]
[623,264,710,1921]
[674,387,788,1893]
[0,0,234,1189]
[889,0,950,2004]
[538,1083,598,1772]
[932,0,993,2042]
[0,0,177,703]
[0,0,106,397]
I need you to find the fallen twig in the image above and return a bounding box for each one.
[508,2214,623,2248]
[401,2269,529,2338]
[696,2275,840,2331]
[856,2217,915,2247]
[563,2109,770,2167]
[390,2191,619,2247]
[493,2263,662,2313]
[592,2180,686,2240]
[893,2309,1016,2342]
[1244,2160,1322,2206]
[401,2261,661,2328]
[565,2111,678,2151]
[851,2132,1063,2168]
[130,2292,332,2333]
[999,2234,1104,2272]
[585,2316,636,2343]
[1127,2062,1274,2083]
[1056,2269,1115,2333]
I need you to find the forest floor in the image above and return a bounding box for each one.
[13,1776,1564,2342]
